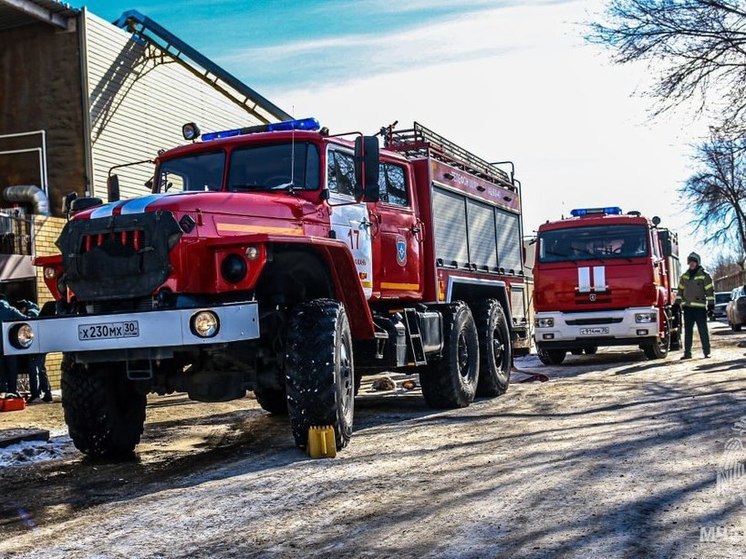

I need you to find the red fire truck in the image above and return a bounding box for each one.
[532,207,681,365]
[4,118,530,457]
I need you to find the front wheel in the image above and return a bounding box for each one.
[420,302,479,409]
[584,346,598,355]
[285,299,354,451]
[61,357,146,458]
[473,299,511,398]
[643,316,670,360]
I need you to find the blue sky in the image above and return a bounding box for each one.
[77,0,716,264]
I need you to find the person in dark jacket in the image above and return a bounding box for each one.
[18,300,52,403]
[675,252,715,359]
[0,296,31,396]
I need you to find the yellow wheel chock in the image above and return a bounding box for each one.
[307,425,337,458]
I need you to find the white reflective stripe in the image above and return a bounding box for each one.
[593,266,606,292]
[578,267,591,293]
[90,201,125,218]
[119,194,166,215]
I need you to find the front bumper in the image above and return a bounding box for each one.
[2,302,259,356]
[534,307,660,349]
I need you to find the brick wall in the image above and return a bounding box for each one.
[33,215,65,388]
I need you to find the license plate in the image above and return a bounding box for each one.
[579,327,609,336]
[78,321,140,341]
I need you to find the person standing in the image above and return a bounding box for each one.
[675,252,715,359]
[18,300,52,403]
[0,295,31,396]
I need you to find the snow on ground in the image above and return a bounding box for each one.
[0,434,73,469]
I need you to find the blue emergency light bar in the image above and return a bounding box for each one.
[202,117,321,141]
[570,207,623,217]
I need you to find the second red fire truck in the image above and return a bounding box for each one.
[532,207,681,365]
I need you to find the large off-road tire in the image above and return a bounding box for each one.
[584,346,598,355]
[61,357,146,458]
[286,299,355,451]
[733,322,742,332]
[420,302,479,409]
[643,315,670,360]
[538,348,566,365]
[473,299,511,398]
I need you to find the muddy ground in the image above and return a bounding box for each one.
[1,321,745,558]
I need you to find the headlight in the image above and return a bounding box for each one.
[190,311,220,338]
[535,317,554,328]
[635,312,657,323]
[10,323,34,349]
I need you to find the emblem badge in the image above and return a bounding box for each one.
[589,293,597,302]
[396,236,407,267]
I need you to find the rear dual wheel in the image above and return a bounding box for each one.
[420,302,480,409]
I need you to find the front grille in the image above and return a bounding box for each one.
[566,317,624,326]
[80,230,143,254]
[57,210,182,302]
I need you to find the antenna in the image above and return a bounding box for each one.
[273,105,296,191]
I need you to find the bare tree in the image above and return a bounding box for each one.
[680,130,746,254]
[712,251,744,278]
[589,1,746,130]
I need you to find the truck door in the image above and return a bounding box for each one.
[368,162,423,298]
[326,148,373,299]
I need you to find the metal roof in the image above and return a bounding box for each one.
[0,0,78,31]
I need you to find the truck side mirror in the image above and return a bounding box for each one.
[354,136,380,202]
[107,174,121,203]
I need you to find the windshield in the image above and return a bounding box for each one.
[228,142,320,191]
[716,293,731,304]
[156,142,321,193]
[539,224,649,263]
[158,151,225,192]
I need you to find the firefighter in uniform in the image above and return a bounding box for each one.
[675,252,714,359]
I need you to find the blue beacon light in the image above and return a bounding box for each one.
[570,207,623,217]
[202,117,321,141]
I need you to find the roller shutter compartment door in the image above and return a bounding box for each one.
[496,209,522,273]
[466,198,498,271]
[433,188,468,267]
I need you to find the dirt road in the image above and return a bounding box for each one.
[1,321,745,558]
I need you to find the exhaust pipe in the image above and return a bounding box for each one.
[3,185,51,216]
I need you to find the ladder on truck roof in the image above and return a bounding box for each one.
[114,10,292,125]
[383,122,514,190]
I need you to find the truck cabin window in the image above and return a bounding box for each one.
[229,143,320,191]
[327,150,356,197]
[157,152,225,192]
[378,163,409,207]
[539,225,649,263]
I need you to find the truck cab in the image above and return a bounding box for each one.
[533,207,680,364]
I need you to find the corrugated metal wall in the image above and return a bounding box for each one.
[84,12,264,201]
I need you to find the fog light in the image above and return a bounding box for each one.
[10,323,34,349]
[245,245,260,260]
[221,254,247,283]
[543,333,555,340]
[43,266,57,280]
[636,329,649,336]
[535,317,554,328]
[191,311,219,338]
